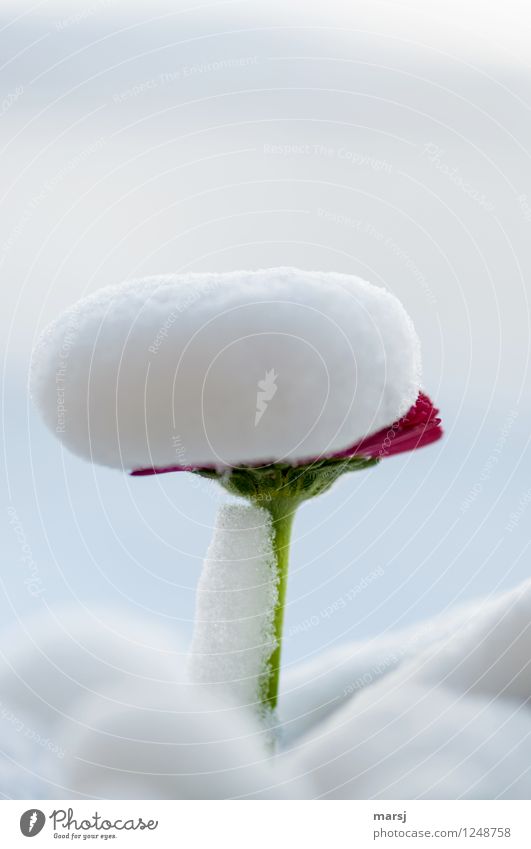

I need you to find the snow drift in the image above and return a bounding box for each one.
[3,580,531,798]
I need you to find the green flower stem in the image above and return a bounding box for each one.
[194,455,378,715]
[260,497,300,710]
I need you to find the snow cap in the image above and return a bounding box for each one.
[31,268,421,469]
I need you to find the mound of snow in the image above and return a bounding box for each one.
[280,580,531,798]
[31,268,420,469]
[287,682,531,799]
[3,581,531,798]
[0,607,304,799]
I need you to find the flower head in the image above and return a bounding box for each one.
[31,268,423,472]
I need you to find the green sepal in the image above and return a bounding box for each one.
[194,454,379,505]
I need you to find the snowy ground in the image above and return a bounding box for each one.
[1,578,531,798]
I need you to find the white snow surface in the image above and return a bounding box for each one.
[3,579,531,798]
[188,503,278,714]
[280,580,531,798]
[30,268,421,469]
[0,607,302,799]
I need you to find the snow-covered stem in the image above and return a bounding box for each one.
[192,458,378,717]
[261,497,298,710]
[187,502,280,718]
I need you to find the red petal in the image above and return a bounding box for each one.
[331,392,443,460]
[131,392,443,475]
